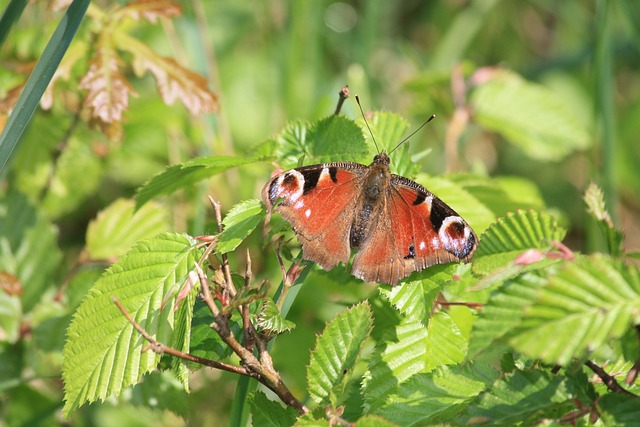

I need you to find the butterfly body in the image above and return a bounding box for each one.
[262,152,477,285]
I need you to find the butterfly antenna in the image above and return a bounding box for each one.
[388,114,436,155]
[355,95,380,154]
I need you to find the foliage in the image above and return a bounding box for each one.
[1,1,640,426]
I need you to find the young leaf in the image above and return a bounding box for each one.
[256,298,296,335]
[86,198,170,260]
[376,363,498,425]
[583,182,623,256]
[307,302,373,406]
[218,199,265,254]
[62,232,201,417]
[116,0,182,23]
[249,391,298,427]
[463,369,572,425]
[509,255,640,365]
[117,33,218,115]
[135,156,257,209]
[471,69,590,160]
[473,210,567,274]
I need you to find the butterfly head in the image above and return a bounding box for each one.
[371,151,391,167]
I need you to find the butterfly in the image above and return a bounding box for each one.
[261,147,478,285]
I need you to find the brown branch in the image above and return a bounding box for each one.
[111,296,250,377]
[585,360,639,397]
[209,196,237,297]
[334,85,350,115]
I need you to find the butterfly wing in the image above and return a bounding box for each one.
[351,175,477,285]
[262,163,367,271]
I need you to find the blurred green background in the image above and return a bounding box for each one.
[1,0,639,425]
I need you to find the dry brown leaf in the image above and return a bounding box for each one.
[136,56,218,115]
[117,0,181,24]
[0,84,25,115]
[79,51,136,124]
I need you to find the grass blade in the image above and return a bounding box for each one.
[0,0,90,173]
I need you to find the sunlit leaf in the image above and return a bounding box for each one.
[135,156,257,209]
[86,198,170,260]
[509,255,640,365]
[307,114,368,163]
[473,210,567,274]
[307,302,373,406]
[80,47,136,124]
[471,69,590,160]
[117,33,218,115]
[62,232,200,417]
[218,199,265,254]
[583,182,623,256]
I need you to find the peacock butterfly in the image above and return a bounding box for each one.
[262,113,478,285]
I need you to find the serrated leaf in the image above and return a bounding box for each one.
[379,264,457,326]
[509,255,640,365]
[473,210,567,274]
[468,272,547,358]
[377,363,498,426]
[598,392,640,426]
[0,191,62,312]
[471,70,590,160]
[425,311,467,371]
[86,198,170,259]
[307,115,368,163]
[62,232,200,417]
[218,199,265,254]
[307,302,373,406]
[135,156,257,208]
[250,391,298,427]
[358,112,411,176]
[259,120,311,170]
[362,318,429,412]
[116,32,218,115]
[170,281,198,391]
[256,298,296,335]
[464,369,572,425]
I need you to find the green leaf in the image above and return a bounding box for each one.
[249,391,298,427]
[598,392,640,426]
[258,120,311,170]
[464,369,572,425]
[377,363,498,425]
[0,191,62,312]
[256,298,296,335]
[362,317,429,412]
[86,198,170,260]
[307,115,368,163]
[0,291,21,344]
[62,232,201,417]
[473,210,567,275]
[470,70,590,161]
[129,371,188,418]
[468,272,548,358]
[189,299,239,364]
[307,302,373,406]
[218,199,265,254]
[425,311,467,371]
[170,281,198,391]
[134,156,258,209]
[379,276,442,326]
[509,255,640,365]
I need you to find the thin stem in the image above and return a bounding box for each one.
[585,360,638,397]
[334,85,350,115]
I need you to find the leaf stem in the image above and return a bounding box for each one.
[585,360,638,397]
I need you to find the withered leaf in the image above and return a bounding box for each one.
[117,0,182,24]
[79,51,137,124]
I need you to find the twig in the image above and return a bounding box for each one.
[435,300,484,310]
[111,296,249,377]
[242,249,255,351]
[334,85,350,115]
[209,196,237,297]
[585,360,638,397]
